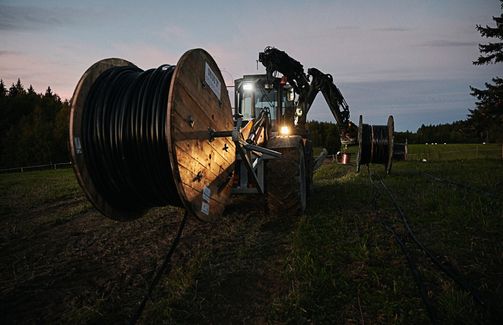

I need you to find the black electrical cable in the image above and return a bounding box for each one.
[374,175,503,323]
[359,124,372,164]
[380,220,438,323]
[82,64,182,213]
[129,210,189,325]
[367,167,437,323]
[373,125,389,164]
[368,168,502,322]
[359,124,389,165]
[375,176,486,305]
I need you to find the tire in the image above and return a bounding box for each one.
[304,139,314,197]
[266,142,307,216]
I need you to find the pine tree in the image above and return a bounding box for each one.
[0,79,6,97]
[44,86,53,98]
[15,78,26,95]
[28,85,36,96]
[473,2,503,66]
[469,1,503,142]
[9,78,26,97]
[9,83,18,97]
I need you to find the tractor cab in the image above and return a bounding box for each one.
[234,74,296,133]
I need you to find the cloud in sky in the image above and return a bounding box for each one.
[0,50,19,56]
[0,4,77,31]
[421,40,479,48]
[0,0,500,130]
[371,27,412,32]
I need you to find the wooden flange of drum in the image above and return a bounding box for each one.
[70,49,236,221]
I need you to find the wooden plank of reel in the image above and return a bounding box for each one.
[70,49,236,221]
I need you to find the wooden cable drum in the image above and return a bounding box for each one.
[70,49,236,221]
[356,115,394,174]
[393,143,408,161]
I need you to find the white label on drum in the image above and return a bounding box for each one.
[202,185,211,202]
[74,137,82,154]
[205,62,221,101]
[201,201,210,215]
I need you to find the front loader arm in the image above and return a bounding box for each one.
[305,68,349,127]
[306,68,356,144]
[258,47,312,127]
[258,47,310,94]
[259,46,356,143]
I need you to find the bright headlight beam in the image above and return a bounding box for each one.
[243,82,254,92]
[280,125,290,135]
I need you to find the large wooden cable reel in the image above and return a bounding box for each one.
[70,49,236,221]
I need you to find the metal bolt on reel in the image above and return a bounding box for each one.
[356,115,394,174]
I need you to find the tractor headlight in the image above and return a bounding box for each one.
[243,82,254,92]
[280,125,290,135]
[287,88,295,101]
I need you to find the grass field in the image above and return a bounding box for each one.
[407,143,502,161]
[281,158,502,324]
[0,146,502,323]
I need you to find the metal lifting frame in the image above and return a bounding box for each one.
[208,116,281,194]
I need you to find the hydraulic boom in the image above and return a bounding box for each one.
[258,47,356,143]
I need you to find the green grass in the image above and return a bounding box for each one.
[275,158,503,323]
[0,168,80,211]
[0,168,90,238]
[407,143,501,161]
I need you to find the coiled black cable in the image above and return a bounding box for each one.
[359,124,372,164]
[373,125,389,163]
[82,64,182,213]
[359,124,390,165]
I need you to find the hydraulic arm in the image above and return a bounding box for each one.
[258,47,356,143]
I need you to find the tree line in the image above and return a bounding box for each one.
[0,77,497,169]
[394,120,480,144]
[310,118,485,149]
[306,120,341,154]
[0,79,69,168]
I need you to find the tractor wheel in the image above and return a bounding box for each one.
[266,143,307,216]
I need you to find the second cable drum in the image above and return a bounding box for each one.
[356,115,394,174]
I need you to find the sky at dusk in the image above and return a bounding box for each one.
[1,0,502,131]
